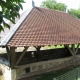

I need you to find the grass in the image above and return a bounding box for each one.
[36,69,71,80]
[36,67,80,80]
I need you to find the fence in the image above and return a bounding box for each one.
[36,67,80,80]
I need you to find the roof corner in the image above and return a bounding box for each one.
[0,7,34,47]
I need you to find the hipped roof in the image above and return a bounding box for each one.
[1,7,80,47]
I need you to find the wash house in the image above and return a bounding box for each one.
[0,6,80,80]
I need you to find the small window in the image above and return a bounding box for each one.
[25,67,30,73]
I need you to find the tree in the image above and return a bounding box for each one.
[40,0,67,12]
[55,3,66,12]
[0,0,24,32]
[40,0,57,9]
[69,8,80,19]
[40,0,80,19]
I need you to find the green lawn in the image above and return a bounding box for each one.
[36,69,71,80]
[36,67,80,80]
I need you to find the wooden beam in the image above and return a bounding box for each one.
[71,44,77,65]
[36,46,41,62]
[72,44,75,54]
[10,47,16,68]
[75,44,79,54]
[16,47,28,66]
[65,45,74,56]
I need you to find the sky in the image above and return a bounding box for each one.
[57,0,80,9]
[20,0,80,13]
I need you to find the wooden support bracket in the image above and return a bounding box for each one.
[65,44,80,56]
[16,47,28,66]
[75,44,79,54]
[65,45,74,56]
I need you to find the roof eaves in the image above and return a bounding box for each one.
[0,7,33,47]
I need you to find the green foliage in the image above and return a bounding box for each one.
[41,0,80,19]
[40,0,66,11]
[41,0,57,9]
[0,0,24,32]
[69,8,80,19]
[55,3,66,12]
[36,69,71,80]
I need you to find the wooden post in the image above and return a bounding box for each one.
[10,47,16,68]
[36,46,41,62]
[72,44,76,65]
[66,44,80,65]
[72,44,75,54]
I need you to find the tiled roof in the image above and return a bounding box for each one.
[0,10,26,43]
[1,7,80,47]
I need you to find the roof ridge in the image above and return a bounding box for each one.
[0,7,33,47]
[38,7,68,14]
[37,7,80,20]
